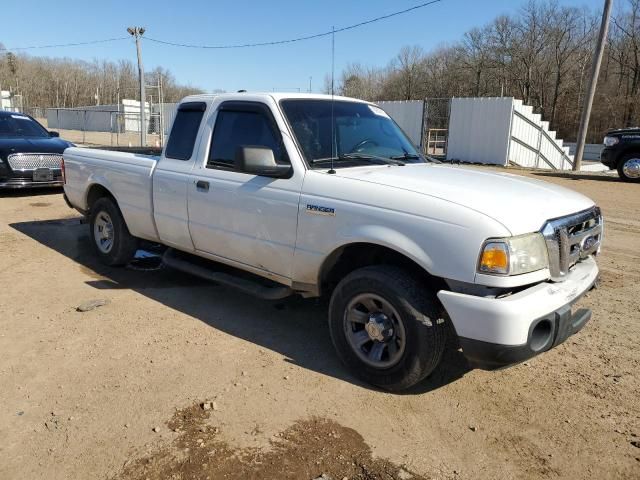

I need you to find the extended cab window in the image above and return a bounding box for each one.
[207,109,286,169]
[164,102,206,160]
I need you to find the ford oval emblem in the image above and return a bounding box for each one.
[580,235,597,254]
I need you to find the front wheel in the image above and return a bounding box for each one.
[617,153,640,182]
[89,197,138,266]
[328,265,448,391]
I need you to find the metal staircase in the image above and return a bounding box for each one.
[508,99,574,170]
[446,97,579,171]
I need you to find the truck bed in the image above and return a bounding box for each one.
[62,146,160,242]
[89,145,164,156]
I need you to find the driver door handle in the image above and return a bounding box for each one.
[196,180,209,191]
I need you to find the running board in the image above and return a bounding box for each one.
[162,248,293,300]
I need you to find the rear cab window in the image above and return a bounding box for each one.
[164,102,207,160]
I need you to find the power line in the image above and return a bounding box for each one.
[0,0,443,54]
[145,0,443,50]
[0,37,129,52]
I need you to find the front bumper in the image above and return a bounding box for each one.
[0,169,63,189]
[0,178,63,189]
[438,256,599,369]
[600,148,617,169]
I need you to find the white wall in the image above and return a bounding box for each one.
[1,90,16,111]
[377,100,425,147]
[446,97,513,165]
[122,99,150,133]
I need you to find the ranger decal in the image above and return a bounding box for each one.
[306,204,335,216]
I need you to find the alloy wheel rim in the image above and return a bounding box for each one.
[94,211,114,254]
[343,293,406,368]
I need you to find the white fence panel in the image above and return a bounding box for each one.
[447,97,513,165]
[377,100,424,147]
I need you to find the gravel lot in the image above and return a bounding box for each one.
[0,168,638,479]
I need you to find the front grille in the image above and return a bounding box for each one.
[7,153,63,170]
[542,207,603,281]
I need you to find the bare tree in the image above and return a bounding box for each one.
[333,0,640,142]
[610,0,640,125]
[0,52,204,110]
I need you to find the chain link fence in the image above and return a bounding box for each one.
[26,104,177,148]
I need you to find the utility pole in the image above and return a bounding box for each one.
[127,26,146,147]
[573,0,613,171]
[158,73,164,146]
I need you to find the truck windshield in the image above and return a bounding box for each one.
[0,114,50,138]
[280,99,424,168]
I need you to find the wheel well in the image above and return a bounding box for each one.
[319,243,445,297]
[618,147,640,163]
[86,184,115,213]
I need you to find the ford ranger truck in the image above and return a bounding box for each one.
[601,127,640,182]
[62,93,603,391]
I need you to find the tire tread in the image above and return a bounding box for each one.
[90,197,138,266]
[329,265,448,391]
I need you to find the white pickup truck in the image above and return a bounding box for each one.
[63,93,602,391]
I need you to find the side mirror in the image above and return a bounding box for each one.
[234,146,291,178]
[49,131,60,137]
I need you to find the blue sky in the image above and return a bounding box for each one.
[2,0,604,93]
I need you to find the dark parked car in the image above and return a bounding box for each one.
[0,110,74,189]
[601,127,640,182]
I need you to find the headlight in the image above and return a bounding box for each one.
[603,136,619,147]
[478,233,549,276]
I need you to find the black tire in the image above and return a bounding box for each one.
[328,265,448,391]
[617,153,640,182]
[89,197,138,266]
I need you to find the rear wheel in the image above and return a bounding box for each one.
[617,153,640,182]
[328,265,448,391]
[89,197,138,266]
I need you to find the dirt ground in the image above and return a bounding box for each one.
[0,168,638,480]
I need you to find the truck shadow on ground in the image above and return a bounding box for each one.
[0,187,64,198]
[10,217,471,395]
[532,171,620,183]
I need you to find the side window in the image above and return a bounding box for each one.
[164,102,206,160]
[207,109,286,169]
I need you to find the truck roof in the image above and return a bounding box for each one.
[607,127,640,135]
[180,92,373,105]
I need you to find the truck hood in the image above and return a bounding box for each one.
[0,137,73,160]
[606,127,640,136]
[336,163,595,235]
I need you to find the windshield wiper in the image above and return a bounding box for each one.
[311,153,404,166]
[390,153,421,160]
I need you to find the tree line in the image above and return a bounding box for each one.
[331,0,640,142]
[0,49,203,111]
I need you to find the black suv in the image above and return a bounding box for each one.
[0,110,74,189]
[600,127,640,182]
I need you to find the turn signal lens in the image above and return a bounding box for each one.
[479,242,509,274]
[478,234,549,276]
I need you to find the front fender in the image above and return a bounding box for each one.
[332,224,435,272]
[292,223,438,290]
